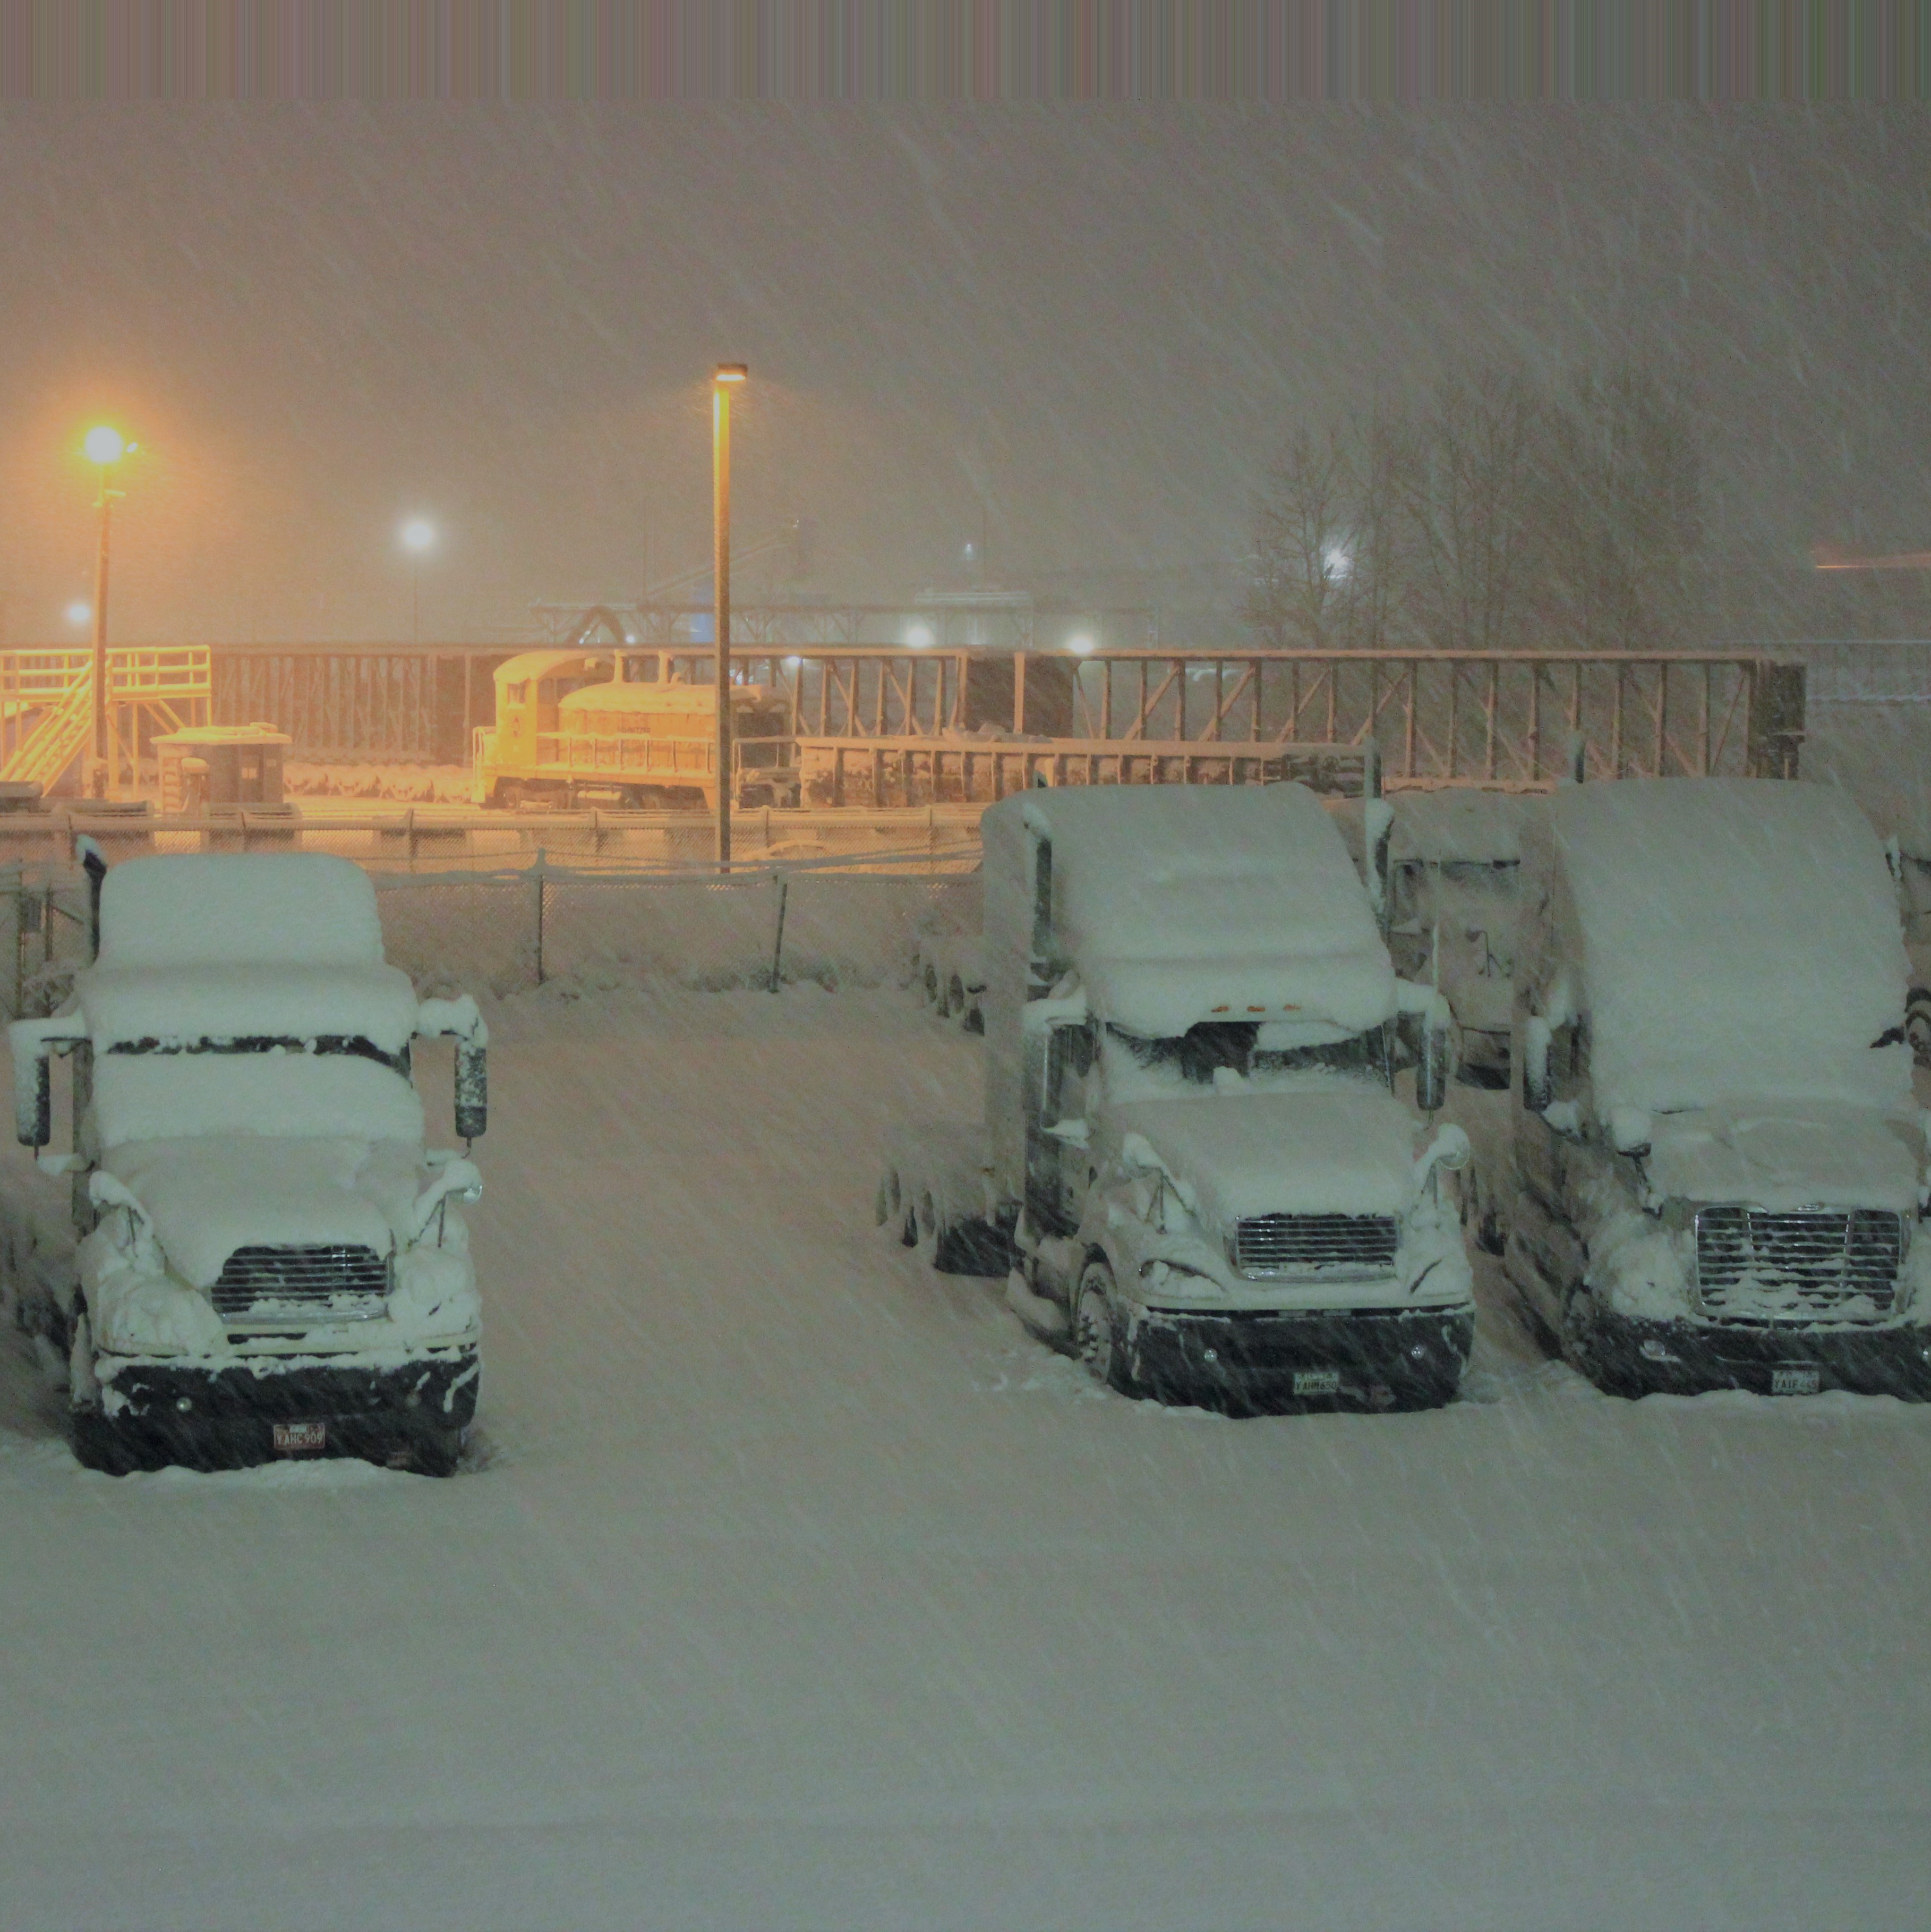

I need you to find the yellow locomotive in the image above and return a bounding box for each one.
[473,648,794,809]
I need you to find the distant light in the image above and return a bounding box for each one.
[963,542,977,561]
[1322,542,1353,581]
[905,624,934,649]
[400,518,436,554]
[1067,633,1096,656]
[714,362,748,385]
[65,601,91,627]
[783,654,803,670]
[83,425,125,466]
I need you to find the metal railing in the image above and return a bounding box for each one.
[0,646,212,794]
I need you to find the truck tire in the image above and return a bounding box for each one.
[1460,1165,1506,1256]
[71,1408,168,1476]
[397,1425,465,1478]
[1073,1261,1134,1395]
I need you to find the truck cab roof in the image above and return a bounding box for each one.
[1539,778,1911,1115]
[78,854,420,1053]
[996,784,1396,1039]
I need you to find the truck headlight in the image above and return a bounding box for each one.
[1140,1258,1218,1295]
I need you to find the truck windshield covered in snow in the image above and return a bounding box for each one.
[1103,1018,1397,1094]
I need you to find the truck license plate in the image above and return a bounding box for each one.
[1293,1369,1340,1397]
[1771,1367,1821,1397]
[273,1421,327,1454]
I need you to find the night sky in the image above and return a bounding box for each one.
[2,106,1925,643]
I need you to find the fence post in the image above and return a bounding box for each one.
[532,848,548,988]
[768,870,789,993]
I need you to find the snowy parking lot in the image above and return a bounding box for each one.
[3,983,1928,1931]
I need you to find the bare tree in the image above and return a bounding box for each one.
[1246,407,1411,653]
[1247,361,1705,657]
[1400,369,1542,653]
[1244,426,1355,652]
[1541,363,1704,651]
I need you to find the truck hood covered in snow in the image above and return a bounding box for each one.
[1112,1090,1416,1224]
[1646,1101,1925,1217]
[100,1136,423,1289]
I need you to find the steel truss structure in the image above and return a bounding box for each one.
[24,639,1802,794]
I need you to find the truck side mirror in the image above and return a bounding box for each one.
[1523,1016,1553,1112]
[16,1050,49,1149]
[417,996,489,1144]
[9,1018,81,1150]
[455,1040,487,1143]
[1417,1014,1452,1114]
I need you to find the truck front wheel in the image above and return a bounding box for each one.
[71,1408,162,1476]
[394,1424,465,1477]
[1074,1262,1134,1395]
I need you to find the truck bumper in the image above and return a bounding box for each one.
[87,1344,481,1473]
[1573,1305,1931,1401]
[1127,1305,1476,1413]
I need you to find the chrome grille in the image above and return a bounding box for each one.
[211,1245,391,1325]
[1233,1214,1399,1281]
[1694,1207,1903,1320]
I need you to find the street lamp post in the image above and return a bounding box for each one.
[713,363,747,869]
[82,425,125,798]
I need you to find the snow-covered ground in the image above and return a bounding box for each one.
[2,984,1928,1931]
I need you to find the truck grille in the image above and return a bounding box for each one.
[211,1245,391,1325]
[1694,1207,1903,1320]
[1233,1214,1400,1281]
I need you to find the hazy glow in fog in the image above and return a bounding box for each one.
[400,518,436,554]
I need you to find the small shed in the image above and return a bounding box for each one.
[154,724,291,813]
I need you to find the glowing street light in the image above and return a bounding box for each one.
[905,623,935,650]
[713,363,747,867]
[65,601,91,628]
[82,424,132,796]
[1067,633,1096,656]
[399,518,436,643]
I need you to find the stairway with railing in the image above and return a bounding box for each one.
[0,648,212,795]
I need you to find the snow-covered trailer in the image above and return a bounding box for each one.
[6,854,490,1475]
[891,783,1477,1411]
[1502,778,1931,1399]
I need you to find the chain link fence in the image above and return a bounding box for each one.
[0,804,983,875]
[0,853,983,1016]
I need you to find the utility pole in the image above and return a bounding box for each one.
[713,363,747,869]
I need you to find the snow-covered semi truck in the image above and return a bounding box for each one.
[1502,778,1931,1399]
[6,853,489,1475]
[887,784,1476,1411]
